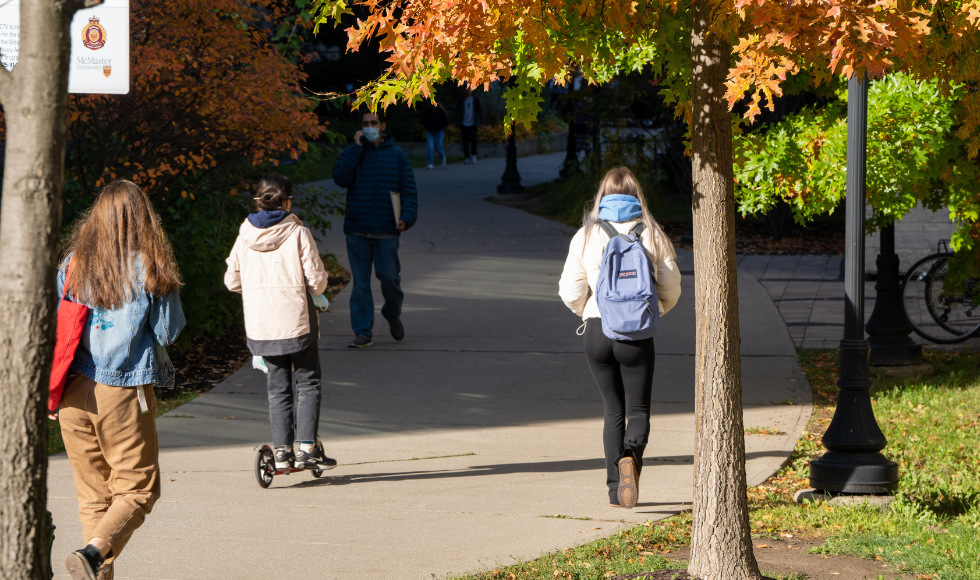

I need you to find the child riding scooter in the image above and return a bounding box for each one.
[225,175,337,471]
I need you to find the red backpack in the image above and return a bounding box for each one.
[48,265,89,412]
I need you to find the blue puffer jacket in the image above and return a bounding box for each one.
[332,135,419,235]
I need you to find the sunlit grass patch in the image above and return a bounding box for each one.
[748,349,980,579]
[449,515,694,580]
[745,426,785,435]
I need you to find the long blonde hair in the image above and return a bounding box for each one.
[582,167,675,259]
[62,180,183,309]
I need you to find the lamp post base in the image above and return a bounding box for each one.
[809,451,898,494]
[869,337,922,367]
[867,224,922,367]
[496,182,525,195]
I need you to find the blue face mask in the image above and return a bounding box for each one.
[362,127,381,143]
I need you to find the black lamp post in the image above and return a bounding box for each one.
[559,75,580,179]
[866,223,922,366]
[559,118,578,178]
[497,121,525,194]
[808,74,899,494]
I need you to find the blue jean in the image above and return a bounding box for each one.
[346,234,403,338]
[426,130,445,165]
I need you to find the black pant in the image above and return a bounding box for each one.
[583,318,655,503]
[264,341,322,447]
[461,125,478,158]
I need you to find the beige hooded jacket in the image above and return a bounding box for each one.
[224,214,329,341]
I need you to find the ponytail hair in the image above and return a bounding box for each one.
[254,175,292,211]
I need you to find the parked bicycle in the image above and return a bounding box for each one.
[902,240,980,344]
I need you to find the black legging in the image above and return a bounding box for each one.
[583,318,655,503]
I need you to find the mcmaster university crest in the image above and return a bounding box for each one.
[81,16,107,50]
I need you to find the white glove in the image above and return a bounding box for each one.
[252,356,268,374]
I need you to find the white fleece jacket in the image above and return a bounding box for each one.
[558,219,681,320]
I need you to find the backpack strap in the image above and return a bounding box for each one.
[598,219,646,242]
[596,219,620,240]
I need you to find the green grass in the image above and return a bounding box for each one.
[446,517,686,580]
[48,388,201,456]
[749,349,980,579]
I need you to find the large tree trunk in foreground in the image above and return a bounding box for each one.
[687,0,762,578]
[0,1,90,578]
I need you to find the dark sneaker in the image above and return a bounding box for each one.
[274,446,294,470]
[295,444,338,469]
[389,319,405,341]
[348,336,373,348]
[65,545,104,580]
[617,455,639,509]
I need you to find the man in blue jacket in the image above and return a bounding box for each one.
[332,110,419,348]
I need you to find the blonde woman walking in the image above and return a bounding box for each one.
[58,181,185,580]
[558,167,681,508]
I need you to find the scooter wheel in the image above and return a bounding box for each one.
[255,447,275,488]
[311,468,323,478]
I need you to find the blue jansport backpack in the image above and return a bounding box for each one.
[594,220,660,341]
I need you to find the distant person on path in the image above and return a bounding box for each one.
[558,167,681,509]
[422,100,449,169]
[224,175,336,472]
[455,87,483,164]
[332,110,419,348]
[57,181,186,580]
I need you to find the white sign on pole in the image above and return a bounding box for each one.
[0,0,129,95]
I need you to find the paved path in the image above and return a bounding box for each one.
[739,254,980,350]
[48,152,811,580]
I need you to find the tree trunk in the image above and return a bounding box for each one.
[0,1,89,578]
[687,0,762,578]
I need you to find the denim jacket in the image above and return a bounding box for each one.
[57,259,186,387]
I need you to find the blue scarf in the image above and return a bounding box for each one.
[247,209,290,229]
[598,194,642,222]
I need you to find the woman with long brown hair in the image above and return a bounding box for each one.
[559,167,682,509]
[56,180,185,580]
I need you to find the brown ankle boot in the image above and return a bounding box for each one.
[617,455,639,509]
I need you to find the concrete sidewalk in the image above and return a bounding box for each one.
[48,152,812,580]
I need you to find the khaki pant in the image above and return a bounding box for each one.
[59,375,160,566]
